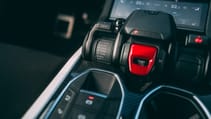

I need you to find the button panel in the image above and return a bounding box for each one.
[50,89,75,119]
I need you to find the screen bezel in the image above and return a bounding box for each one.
[107,0,209,32]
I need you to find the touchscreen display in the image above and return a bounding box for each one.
[110,0,208,31]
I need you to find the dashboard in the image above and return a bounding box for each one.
[110,0,209,31]
[22,0,211,119]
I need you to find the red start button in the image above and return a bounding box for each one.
[128,44,157,76]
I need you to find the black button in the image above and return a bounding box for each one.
[49,89,76,119]
[69,108,97,119]
[50,104,66,119]
[62,89,75,103]
[75,92,105,110]
[50,96,70,119]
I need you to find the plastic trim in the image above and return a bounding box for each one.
[89,68,125,119]
[80,90,108,99]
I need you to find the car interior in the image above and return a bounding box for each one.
[1,0,211,119]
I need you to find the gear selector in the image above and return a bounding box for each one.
[119,10,176,79]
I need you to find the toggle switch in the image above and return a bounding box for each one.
[128,44,157,76]
[133,58,149,66]
[186,34,208,46]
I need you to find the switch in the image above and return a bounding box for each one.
[186,34,208,46]
[63,89,75,103]
[128,44,157,76]
[50,89,76,119]
[49,101,67,119]
[194,36,203,44]
[75,92,105,110]
[133,58,149,66]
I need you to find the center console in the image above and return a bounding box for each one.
[23,0,211,119]
[44,69,124,119]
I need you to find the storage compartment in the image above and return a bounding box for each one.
[140,93,205,119]
[136,86,209,119]
[43,69,124,119]
[81,71,116,95]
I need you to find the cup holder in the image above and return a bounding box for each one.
[135,86,210,119]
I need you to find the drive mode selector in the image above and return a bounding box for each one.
[118,10,176,79]
[82,10,177,80]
